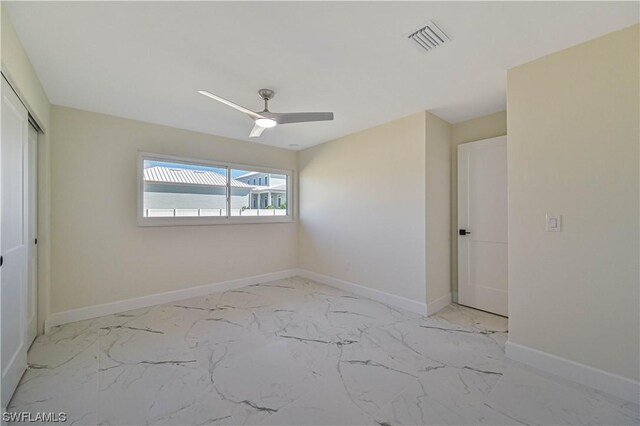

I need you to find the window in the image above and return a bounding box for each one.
[265,176,269,186]
[230,168,289,216]
[138,153,292,226]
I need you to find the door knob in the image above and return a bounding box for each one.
[459,229,471,236]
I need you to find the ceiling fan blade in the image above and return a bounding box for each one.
[249,124,266,138]
[198,90,263,119]
[270,112,334,125]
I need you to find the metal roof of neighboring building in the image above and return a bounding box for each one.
[144,166,252,188]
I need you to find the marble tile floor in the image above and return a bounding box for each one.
[7,277,639,426]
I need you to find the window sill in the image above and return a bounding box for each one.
[137,216,295,227]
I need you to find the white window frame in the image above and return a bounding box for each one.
[137,152,293,226]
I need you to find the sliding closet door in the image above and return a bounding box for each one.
[1,75,29,409]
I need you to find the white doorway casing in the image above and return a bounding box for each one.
[27,123,38,346]
[457,136,508,316]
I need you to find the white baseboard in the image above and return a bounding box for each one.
[44,269,430,332]
[427,292,452,316]
[44,269,299,333]
[506,340,640,403]
[296,269,429,316]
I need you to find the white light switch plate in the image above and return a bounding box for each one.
[546,213,562,232]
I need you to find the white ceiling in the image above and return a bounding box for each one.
[5,1,638,150]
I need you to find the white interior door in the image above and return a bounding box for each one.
[27,123,38,346]
[1,75,29,409]
[458,136,508,316]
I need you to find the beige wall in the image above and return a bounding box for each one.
[450,111,507,297]
[50,106,298,314]
[507,24,639,380]
[1,6,52,332]
[299,112,428,303]
[1,7,49,128]
[425,112,451,306]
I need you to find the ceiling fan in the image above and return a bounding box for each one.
[198,89,334,137]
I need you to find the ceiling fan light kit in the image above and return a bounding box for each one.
[198,88,334,138]
[255,118,277,128]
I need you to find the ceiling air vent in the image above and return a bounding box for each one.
[408,21,450,53]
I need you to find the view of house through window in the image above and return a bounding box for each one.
[141,156,290,221]
[231,169,288,216]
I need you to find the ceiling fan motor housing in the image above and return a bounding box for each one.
[258,89,275,101]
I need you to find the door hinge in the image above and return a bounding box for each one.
[35,238,38,245]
